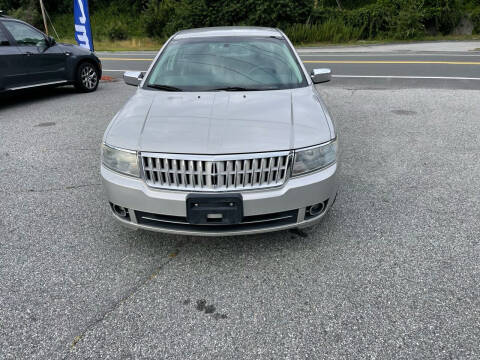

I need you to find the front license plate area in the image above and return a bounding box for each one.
[186,194,243,225]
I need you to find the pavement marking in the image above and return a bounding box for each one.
[304,60,480,65]
[103,69,142,72]
[100,57,154,61]
[100,57,480,66]
[332,75,480,80]
[300,53,480,57]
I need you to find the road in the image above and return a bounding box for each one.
[98,48,480,89]
[1,44,480,359]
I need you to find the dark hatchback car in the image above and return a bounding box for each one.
[0,14,101,93]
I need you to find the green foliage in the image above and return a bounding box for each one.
[106,22,129,40]
[471,7,480,33]
[5,0,43,28]
[143,0,176,38]
[147,0,315,35]
[311,0,463,40]
[285,20,363,43]
[3,0,475,44]
[52,5,144,40]
[392,0,426,39]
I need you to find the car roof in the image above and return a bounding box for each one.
[174,26,283,39]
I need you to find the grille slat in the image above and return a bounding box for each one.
[141,152,291,191]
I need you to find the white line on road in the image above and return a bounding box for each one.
[332,75,480,80]
[300,53,480,57]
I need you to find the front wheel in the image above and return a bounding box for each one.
[75,62,99,92]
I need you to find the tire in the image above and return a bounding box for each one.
[74,62,99,93]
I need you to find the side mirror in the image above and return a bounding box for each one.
[124,71,145,86]
[47,36,56,46]
[311,68,332,84]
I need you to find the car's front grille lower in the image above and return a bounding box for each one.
[135,209,299,233]
[141,152,292,191]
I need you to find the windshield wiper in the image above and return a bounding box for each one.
[147,84,184,92]
[209,86,269,91]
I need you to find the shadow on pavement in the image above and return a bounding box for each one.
[0,86,80,110]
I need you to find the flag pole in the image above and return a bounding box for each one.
[39,0,48,35]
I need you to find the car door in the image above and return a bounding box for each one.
[2,20,67,85]
[0,22,25,89]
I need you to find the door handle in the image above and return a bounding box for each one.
[25,51,34,56]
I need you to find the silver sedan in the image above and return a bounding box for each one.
[101,27,338,236]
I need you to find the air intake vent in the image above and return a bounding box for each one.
[141,151,292,191]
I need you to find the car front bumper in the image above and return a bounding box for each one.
[101,163,338,236]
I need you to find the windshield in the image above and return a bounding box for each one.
[145,36,307,91]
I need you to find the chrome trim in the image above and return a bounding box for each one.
[140,150,290,161]
[8,80,68,91]
[297,207,306,222]
[102,143,137,154]
[140,151,293,192]
[140,216,188,225]
[241,214,294,225]
[139,214,294,226]
[110,207,328,237]
[293,138,337,152]
[129,209,138,224]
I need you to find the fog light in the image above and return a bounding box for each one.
[308,203,324,217]
[111,203,129,218]
[305,200,329,220]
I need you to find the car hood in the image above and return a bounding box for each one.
[105,86,333,154]
[59,43,93,56]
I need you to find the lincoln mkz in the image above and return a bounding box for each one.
[101,27,338,236]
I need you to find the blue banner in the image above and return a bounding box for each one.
[74,0,94,51]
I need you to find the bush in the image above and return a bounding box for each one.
[106,22,129,40]
[472,7,480,34]
[44,0,471,44]
[391,0,426,39]
[423,0,463,34]
[53,5,143,41]
[285,20,363,43]
[143,0,176,38]
[310,0,463,40]
[9,0,43,29]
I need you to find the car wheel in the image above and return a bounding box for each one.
[75,62,99,92]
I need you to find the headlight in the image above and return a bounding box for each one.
[292,139,337,176]
[102,144,139,177]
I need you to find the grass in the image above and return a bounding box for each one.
[284,21,364,44]
[292,34,480,49]
[58,37,164,51]
[57,32,480,52]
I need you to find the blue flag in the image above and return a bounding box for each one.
[74,0,94,51]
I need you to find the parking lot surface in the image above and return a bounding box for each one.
[1,78,479,358]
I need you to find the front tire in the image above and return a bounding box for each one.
[75,62,99,92]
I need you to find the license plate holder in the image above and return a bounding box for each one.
[186,194,243,225]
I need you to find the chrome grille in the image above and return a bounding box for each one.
[141,152,292,191]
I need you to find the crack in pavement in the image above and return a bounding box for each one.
[0,183,102,194]
[63,237,191,358]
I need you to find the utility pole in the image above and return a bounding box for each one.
[39,0,48,35]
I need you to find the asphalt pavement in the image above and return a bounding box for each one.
[0,43,479,359]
